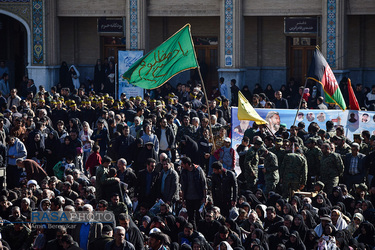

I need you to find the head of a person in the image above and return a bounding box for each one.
[117,158,127,172]
[212,161,224,175]
[266,206,276,220]
[162,158,171,172]
[184,223,194,237]
[114,226,126,245]
[146,158,156,173]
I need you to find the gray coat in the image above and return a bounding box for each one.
[157,168,180,203]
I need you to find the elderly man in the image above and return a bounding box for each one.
[105,226,135,250]
[344,143,366,190]
[274,91,289,109]
[6,136,27,189]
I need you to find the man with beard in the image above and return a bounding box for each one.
[266,111,280,134]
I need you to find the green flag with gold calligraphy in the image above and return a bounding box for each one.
[122,24,198,89]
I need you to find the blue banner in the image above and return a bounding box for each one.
[231,107,375,149]
[118,50,144,99]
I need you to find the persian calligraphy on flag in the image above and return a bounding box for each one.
[122,24,198,89]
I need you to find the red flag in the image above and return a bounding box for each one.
[347,78,360,110]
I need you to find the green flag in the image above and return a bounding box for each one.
[122,24,198,89]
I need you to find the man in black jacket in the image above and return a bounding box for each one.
[118,213,144,250]
[211,161,238,217]
[114,125,135,162]
[135,158,159,207]
[264,206,284,234]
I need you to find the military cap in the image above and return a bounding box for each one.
[275,137,283,145]
[318,129,326,135]
[353,134,363,140]
[254,137,263,145]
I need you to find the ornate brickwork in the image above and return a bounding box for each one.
[0,3,31,24]
[32,0,43,64]
[224,0,233,56]
[129,0,138,50]
[327,0,336,67]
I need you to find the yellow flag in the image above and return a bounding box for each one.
[238,91,267,124]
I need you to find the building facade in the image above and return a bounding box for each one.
[1,0,375,98]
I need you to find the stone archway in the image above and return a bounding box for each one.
[0,10,31,89]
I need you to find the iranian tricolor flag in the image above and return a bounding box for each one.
[307,49,347,110]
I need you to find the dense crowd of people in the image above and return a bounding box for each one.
[0,61,375,250]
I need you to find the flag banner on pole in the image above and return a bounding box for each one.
[307,49,347,110]
[348,78,360,110]
[122,24,198,89]
[237,91,267,124]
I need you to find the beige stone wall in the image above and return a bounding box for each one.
[243,0,322,16]
[364,16,375,67]
[262,17,286,67]
[243,17,258,67]
[347,0,375,15]
[59,18,100,65]
[60,18,75,63]
[347,16,361,68]
[57,0,126,17]
[148,17,220,50]
[147,0,219,16]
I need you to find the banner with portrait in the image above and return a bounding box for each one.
[118,50,144,99]
[231,107,375,150]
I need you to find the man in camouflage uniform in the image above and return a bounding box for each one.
[320,143,345,194]
[305,138,322,189]
[289,126,305,151]
[318,129,330,143]
[280,148,307,199]
[270,137,286,166]
[259,146,279,194]
[334,136,351,158]
[244,137,262,191]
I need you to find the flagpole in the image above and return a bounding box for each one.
[197,67,216,151]
[265,124,277,139]
[292,78,308,126]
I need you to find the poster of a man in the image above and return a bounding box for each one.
[317,112,326,122]
[349,113,358,123]
[361,113,369,123]
[297,112,304,122]
[307,112,315,122]
[234,120,251,136]
[265,111,280,134]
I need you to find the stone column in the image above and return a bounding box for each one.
[321,0,348,81]
[218,0,245,101]
[126,0,148,51]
